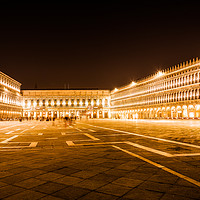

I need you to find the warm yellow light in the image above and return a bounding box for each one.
[114,88,118,92]
[130,81,136,86]
[156,71,164,77]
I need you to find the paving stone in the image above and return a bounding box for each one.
[136,166,160,174]
[0,171,14,178]
[0,185,25,199]
[33,181,67,194]
[116,163,141,171]
[36,172,65,181]
[148,174,178,184]
[54,176,83,185]
[3,190,46,200]
[71,170,98,179]
[125,171,153,181]
[168,185,200,199]
[0,173,33,184]
[138,180,173,193]
[40,195,64,200]
[14,178,47,189]
[160,193,194,200]
[97,162,121,168]
[0,181,8,188]
[123,188,163,200]
[84,165,109,173]
[21,169,47,177]
[112,177,143,188]
[104,168,130,177]
[74,179,107,190]
[96,183,132,196]
[53,167,80,176]
[88,173,119,183]
[175,178,199,188]
[52,186,91,199]
[78,191,118,200]
[6,166,32,174]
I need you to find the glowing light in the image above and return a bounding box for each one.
[196,105,200,110]
[4,87,8,92]
[130,81,136,87]
[156,71,164,77]
[114,88,118,92]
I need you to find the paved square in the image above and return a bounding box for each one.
[0,119,200,199]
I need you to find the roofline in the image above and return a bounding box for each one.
[21,88,111,91]
[0,71,22,86]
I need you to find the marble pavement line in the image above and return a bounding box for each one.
[84,123,200,149]
[113,145,200,188]
[84,133,99,140]
[0,135,18,143]
[5,131,14,134]
[88,129,96,132]
[75,128,82,132]
[125,141,173,157]
[66,141,75,146]
[29,142,38,147]
[0,124,21,130]
[20,128,30,133]
[0,142,38,149]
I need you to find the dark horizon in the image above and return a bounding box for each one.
[1,2,200,90]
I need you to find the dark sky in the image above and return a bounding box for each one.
[1,2,200,90]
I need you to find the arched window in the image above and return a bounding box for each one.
[70,99,73,107]
[77,99,80,107]
[25,100,28,107]
[48,99,51,107]
[82,99,85,107]
[54,99,57,107]
[105,99,108,106]
[93,99,96,106]
[88,99,91,106]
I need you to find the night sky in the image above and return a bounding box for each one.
[1,2,200,90]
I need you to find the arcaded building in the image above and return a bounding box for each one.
[111,58,200,119]
[0,71,22,119]
[1,57,200,120]
[22,89,110,119]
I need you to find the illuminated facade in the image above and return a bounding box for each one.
[111,58,200,119]
[22,89,110,119]
[0,71,22,120]
[1,57,200,120]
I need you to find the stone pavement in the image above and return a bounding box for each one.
[0,119,200,199]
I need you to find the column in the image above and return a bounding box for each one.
[108,110,111,118]
[91,111,93,119]
[57,111,59,119]
[34,112,36,119]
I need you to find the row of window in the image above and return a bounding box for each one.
[150,72,200,92]
[0,93,20,105]
[112,89,200,108]
[24,98,109,108]
[112,69,200,101]
[0,76,20,91]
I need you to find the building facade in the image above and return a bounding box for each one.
[1,57,200,120]
[22,89,110,119]
[111,58,200,119]
[0,71,22,120]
